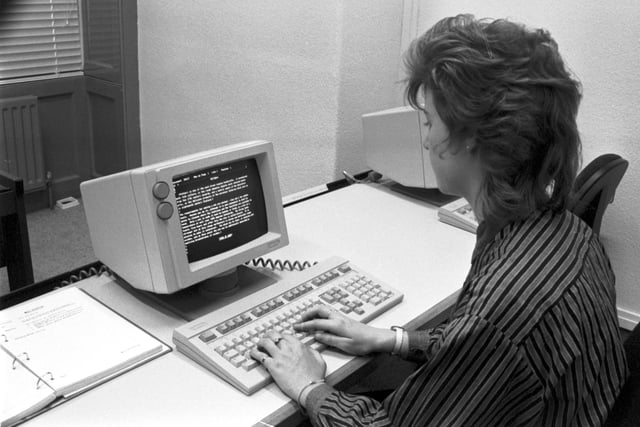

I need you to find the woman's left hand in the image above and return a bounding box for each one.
[250,332,326,400]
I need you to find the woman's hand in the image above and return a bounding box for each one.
[250,332,326,400]
[294,305,395,356]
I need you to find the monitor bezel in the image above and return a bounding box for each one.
[135,140,288,293]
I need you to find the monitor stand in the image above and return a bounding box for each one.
[133,265,278,321]
[390,183,457,207]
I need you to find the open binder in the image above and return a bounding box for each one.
[1,286,170,427]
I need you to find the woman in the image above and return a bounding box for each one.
[250,15,627,426]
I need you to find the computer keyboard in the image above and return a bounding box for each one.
[173,256,404,395]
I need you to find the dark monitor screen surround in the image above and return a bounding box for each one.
[173,158,268,264]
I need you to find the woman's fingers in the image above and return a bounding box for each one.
[313,331,351,349]
[251,334,296,366]
[295,317,343,334]
[296,305,352,337]
[257,335,280,355]
[299,304,334,321]
[250,347,271,364]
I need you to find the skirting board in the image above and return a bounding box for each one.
[618,307,640,331]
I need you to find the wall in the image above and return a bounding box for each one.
[0,0,137,213]
[137,0,404,196]
[137,0,640,324]
[406,0,640,327]
[1,77,92,211]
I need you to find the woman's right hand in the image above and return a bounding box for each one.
[294,304,396,356]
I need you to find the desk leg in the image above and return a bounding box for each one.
[1,210,34,291]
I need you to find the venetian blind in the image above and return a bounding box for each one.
[0,0,83,82]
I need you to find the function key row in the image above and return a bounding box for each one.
[311,270,340,287]
[215,313,253,335]
[282,283,314,301]
[251,298,285,318]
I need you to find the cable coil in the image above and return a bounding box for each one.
[246,257,317,272]
[60,264,112,286]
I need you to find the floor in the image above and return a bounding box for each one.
[0,200,95,295]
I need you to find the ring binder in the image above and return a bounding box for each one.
[246,257,318,272]
[12,352,30,369]
[36,372,54,389]
[1,286,170,427]
[1,349,57,427]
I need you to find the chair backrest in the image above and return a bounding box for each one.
[568,154,629,236]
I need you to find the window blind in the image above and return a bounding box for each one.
[0,0,83,82]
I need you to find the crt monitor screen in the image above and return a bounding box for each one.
[173,158,268,263]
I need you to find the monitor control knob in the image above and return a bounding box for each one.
[152,182,170,200]
[156,202,174,220]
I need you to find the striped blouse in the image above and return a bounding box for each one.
[306,209,628,426]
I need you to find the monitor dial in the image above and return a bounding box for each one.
[152,181,171,199]
[156,201,174,220]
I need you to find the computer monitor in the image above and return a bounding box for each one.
[362,106,456,206]
[80,140,288,320]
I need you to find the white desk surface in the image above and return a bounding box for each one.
[23,182,476,427]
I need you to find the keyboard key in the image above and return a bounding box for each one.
[229,354,245,368]
[199,329,217,343]
[223,348,239,361]
[217,324,231,334]
[320,293,335,303]
[242,358,259,371]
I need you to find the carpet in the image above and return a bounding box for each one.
[0,200,96,294]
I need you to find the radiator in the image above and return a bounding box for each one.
[0,96,46,193]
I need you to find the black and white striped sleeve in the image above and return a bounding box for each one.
[307,315,542,426]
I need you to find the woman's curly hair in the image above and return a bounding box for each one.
[405,14,582,223]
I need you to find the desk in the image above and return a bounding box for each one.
[22,182,476,426]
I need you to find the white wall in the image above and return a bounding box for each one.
[406,0,640,327]
[137,0,404,196]
[137,0,640,325]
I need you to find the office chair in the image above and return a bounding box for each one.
[0,170,35,291]
[604,323,640,426]
[568,154,629,236]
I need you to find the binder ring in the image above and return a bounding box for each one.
[36,372,55,389]
[12,352,30,369]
